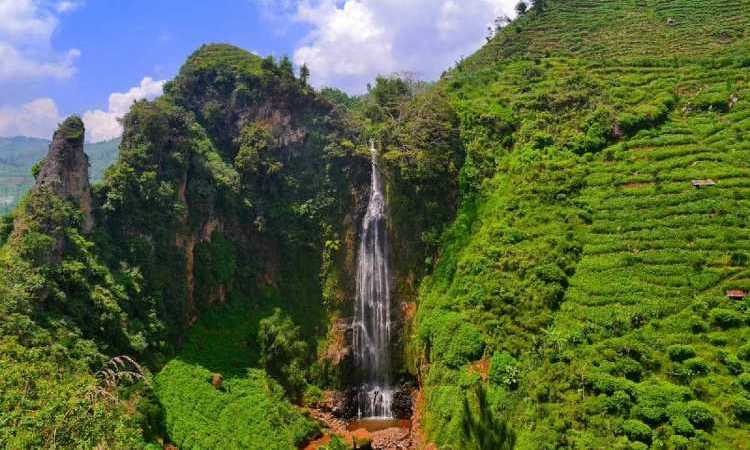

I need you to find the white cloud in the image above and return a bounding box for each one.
[83,77,166,142]
[286,0,517,93]
[0,43,79,80]
[0,0,81,81]
[0,97,61,139]
[55,1,84,13]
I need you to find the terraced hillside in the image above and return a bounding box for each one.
[412,1,750,448]
[473,0,750,65]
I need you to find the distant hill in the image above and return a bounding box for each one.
[0,136,119,215]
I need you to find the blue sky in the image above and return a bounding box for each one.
[0,0,515,142]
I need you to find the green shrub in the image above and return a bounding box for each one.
[683,401,715,430]
[421,311,485,368]
[489,351,520,388]
[731,396,750,422]
[667,345,696,362]
[709,308,743,329]
[621,419,651,443]
[689,316,708,333]
[683,357,711,377]
[670,415,695,437]
[604,390,632,414]
[738,344,750,361]
[668,435,690,449]
[738,373,750,391]
[722,354,743,375]
[320,436,349,450]
[634,382,691,424]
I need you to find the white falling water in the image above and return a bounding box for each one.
[352,140,393,418]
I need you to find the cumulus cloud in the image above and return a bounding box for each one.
[82,77,166,142]
[0,0,81,81]
[286,0,517,92]
[0,97,61,139]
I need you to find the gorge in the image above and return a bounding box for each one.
[2,1,750,449]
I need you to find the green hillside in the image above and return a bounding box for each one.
[409,1,750,448]
[0,137,119,215]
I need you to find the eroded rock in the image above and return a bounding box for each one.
[34,116,94,233]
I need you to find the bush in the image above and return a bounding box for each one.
[320,436,349,450]
[588,372,635,396]
[689,316,708,333]
[667,345,696,362]
[421,311,485,368]
[634,382,691,424]
[604,390,632,414]
[738,373,750,391]
[489,351,520,388]
[738,344,750,361]
[668,435,690,449]
[622,419,652,443]
[683,357,711,377]
[722,354,743,375]
[683,401,715,430]
[710,308,743,329]
[670,415,695,437]
[731,396,750,422]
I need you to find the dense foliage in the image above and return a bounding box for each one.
[402,1,750,448]
[0,45,366,448]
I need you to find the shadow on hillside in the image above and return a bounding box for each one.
[461,383,516,450]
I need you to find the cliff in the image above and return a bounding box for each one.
[33,116,94,233]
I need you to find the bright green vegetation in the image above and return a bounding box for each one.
[155,297,318,450]
[0,136,119,215]
[406,0,750,448]
[0,44,362,448]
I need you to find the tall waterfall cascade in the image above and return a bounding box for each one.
[352,141,393,418]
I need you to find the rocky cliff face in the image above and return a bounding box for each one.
[33,116,94,233]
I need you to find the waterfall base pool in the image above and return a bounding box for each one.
[347,418,410,433]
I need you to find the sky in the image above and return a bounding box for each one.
[0,0,516,142]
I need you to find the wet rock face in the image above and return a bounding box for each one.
[34,116,94,232]
[391,388,413,419]
[338,385,414,420]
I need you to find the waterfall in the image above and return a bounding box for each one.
[352,140,393,418]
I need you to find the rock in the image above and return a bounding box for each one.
[392,387,413,420]
[667,17,676,26]
[211,373,223,389]
[33,116,94,233]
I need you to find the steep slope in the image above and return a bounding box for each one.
[0,44,370,448]
[0,137,119,215]
[408,1,750,449]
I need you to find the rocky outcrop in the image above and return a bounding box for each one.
[33,116,94,233]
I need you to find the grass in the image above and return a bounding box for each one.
[154,293,319,449]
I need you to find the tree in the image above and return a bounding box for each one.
[515,1,528,15]
[258,308,308,399]
[299,64,310,86]
[279,56,294,77]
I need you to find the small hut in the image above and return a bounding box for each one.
[692,179,717,188]
[726,290,748,300]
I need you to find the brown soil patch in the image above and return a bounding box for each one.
[469,358,490,381]
[622,182,654,189]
